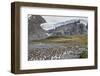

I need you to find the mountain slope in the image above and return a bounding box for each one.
[28,15,48,41]
[47,19,88,36]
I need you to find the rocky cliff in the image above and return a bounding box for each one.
[28,15,48,41]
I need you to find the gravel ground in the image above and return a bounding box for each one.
[28,43,87,61]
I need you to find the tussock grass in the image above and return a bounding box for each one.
[80,51,88,58]
[32,35,87,45]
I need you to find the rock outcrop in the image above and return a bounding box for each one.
[28,15,48,41]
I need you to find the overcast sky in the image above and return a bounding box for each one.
[41,15,88,30]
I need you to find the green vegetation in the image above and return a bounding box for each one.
[80,51,88,58]
[32,35,87,45]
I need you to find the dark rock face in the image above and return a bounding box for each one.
[28,15,48,41]
[48,19,88,36]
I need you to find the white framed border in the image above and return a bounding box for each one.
[20,6,95,70]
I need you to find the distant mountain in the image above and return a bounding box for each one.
[47,19,88,36]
